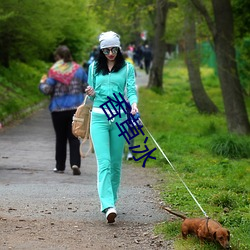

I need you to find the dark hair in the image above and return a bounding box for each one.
[54,45,73,63]
[95,48,126,75]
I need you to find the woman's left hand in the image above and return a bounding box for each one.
[131,103,138,115]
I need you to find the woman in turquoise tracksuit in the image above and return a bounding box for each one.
[86,31,138,223]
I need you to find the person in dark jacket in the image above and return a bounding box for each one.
[143,44,152,74]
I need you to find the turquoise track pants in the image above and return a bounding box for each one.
[90,111,126,212]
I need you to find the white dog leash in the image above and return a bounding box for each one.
[139,118,209,218]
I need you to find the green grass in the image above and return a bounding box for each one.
[0,60,50,123]
[131,58,250,250]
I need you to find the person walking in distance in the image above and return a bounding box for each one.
[85,31,138,223]
[39,45,88,175]
[143,44,152,74]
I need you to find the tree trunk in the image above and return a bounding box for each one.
[191,0,250,134]
[147,0,169,89]
[212,0,250,134]
[184,4,218,114]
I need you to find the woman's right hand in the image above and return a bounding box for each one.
[85,86,95,97]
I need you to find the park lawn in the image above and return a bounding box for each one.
[132,58,250,250]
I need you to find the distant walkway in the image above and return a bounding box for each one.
[135,68,149,88]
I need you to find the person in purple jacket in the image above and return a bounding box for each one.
[39,45,88,175]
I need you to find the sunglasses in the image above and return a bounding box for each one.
[102,47,119,55]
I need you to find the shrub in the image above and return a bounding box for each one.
[210,191,237,209]
[210,135,250,158]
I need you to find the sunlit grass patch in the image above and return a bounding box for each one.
[136,57,250,249]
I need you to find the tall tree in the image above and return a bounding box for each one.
[148,0,176,89]
[191,0,250,134]
[184,1,218,114]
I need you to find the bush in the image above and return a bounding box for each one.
[210,135,250,159]
[210,191,237,209]
[0,60,49,123]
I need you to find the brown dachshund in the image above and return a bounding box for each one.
[162,207,231,249]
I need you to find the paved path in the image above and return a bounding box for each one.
[0,71,173,249]
[135,68,149,88]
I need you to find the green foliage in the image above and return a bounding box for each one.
[232,0,250,39]
[92,0,155,45]
[0,0,100,66]
[0,60,49,122]
[165,2,184,44]
[236,37,250,95]
[165,0,213,45]
[132,58,250,249]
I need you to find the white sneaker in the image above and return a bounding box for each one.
[127,152,133,161]
[53,168,64,173]
[72,165,81,175]
[105,207,117,223]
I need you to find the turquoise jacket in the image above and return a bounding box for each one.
[87,62,138,110]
